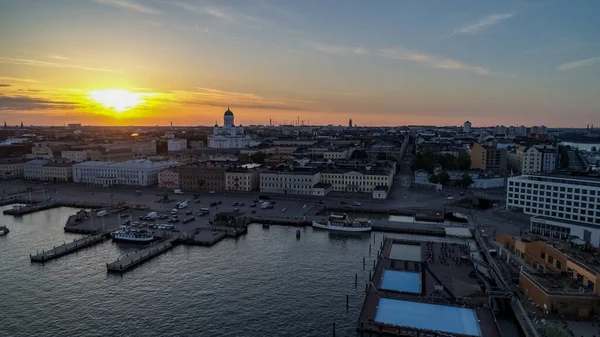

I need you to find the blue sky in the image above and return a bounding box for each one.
[0,0,598,126]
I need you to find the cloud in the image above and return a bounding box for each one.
[307,42,370,56]
[557,56,600,71]
[0,57,119,73]
[0,84,11,87]
[379,48,492,75]
[93,0,162,14]
[46,53,69,60]
[172,2,268,24]
[443,13,515,39]
[0,77,43,84]
[0,95,78,111]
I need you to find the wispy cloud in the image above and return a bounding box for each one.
[307,42,369,56]
[93,0,162,14]
[172,2,269,24]
[46,53,70,60]
[0,57,119,73]
[0,95,78,111]
[442,13,515,39]
[379,48,492,75]
[0,76,43,84]
[0,84,11,87]
[557,56,600,71]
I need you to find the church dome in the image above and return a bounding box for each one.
[224,108,234,117]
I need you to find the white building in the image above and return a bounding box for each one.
[0,159,26,179]
[259,169,321,195]
[158,168,180,189]
[522,146,557,174]
[24,159,49,180]
[43,163,73,182]
[73,159,178,186]
[320,168,393,193]
[61,150,99,163]
[463,121,472,133]
[507,174,600,247]
[208,108,259,149]
[225,167,260,192]
[167,139,187,152]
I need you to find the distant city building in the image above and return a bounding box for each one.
[208,108,258,149]
[469,142,507,174]
[0,159,26,179]
[104,140,157,158]
[24,159,49,180]
[225,166,261,192]
[349,119,353,128]
[507,174,600,247]
[167,138,187,152]
[521,146,557,174]
[67,123,81,128]
[61,150,100,163]
[463,121,471,133]
[158,168,180,189]
[43,162,73,182]
[323,147,355,160]
[259,168,321,195]
[178,164,226,191]
[73,159,177,186]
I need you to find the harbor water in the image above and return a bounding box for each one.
[0,205,483,337]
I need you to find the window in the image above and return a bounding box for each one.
[541,251,545,259]
[548,255,554,264]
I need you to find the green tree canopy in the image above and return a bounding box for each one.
[456,151,472,170]
[438,171,450,185]
[250,151,267,164]
[458,174,474,188]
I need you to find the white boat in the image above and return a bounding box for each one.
[111,226,154,243]
[0,226,8,236]
[312,213,372,232]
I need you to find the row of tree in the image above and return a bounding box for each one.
[412,150,471,173]
[429,171,474,187]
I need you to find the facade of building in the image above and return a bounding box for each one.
[225,167,260,192]
[0,159,26,179]
[24,159,49,180]
[73,160,177,186]
[521,146,557,174]
[414,169,429,184]
[259,168,321,195]
[320,168,393,193]
[178,165,226,191]
[104,140,157,157]
[323,147,355,160]
[43,162,73,182]
[61,150,100,162]
[470,142,507,174]
[463,121,471,133]
[167,139,187,152]
[507,174,600,246]
[158,168,180,189]
[208,108,258,149]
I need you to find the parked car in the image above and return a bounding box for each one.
[233,208,240,212]
[353,201,361,206]
[239,202,244,206]
[281,208,287,212]
[209,191,215,194]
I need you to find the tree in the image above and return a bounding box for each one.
[412,151,435,173]
[437,171,450,185]
[250,151,267,164]
[428,174,439,184]
[458,174,474,188]
[438,154,458,170]
[351,150,369,160]
[377,152,387,160]
[592,146,597,152]
[456,151,472,170]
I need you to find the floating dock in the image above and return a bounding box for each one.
[106,236,179,273]
[30,231,110,263]
[4,201,104,216]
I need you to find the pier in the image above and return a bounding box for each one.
[106,236,179,273]
[3,200,104,216]
[30,231,110,263]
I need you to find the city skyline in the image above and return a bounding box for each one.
[1,0,599,127]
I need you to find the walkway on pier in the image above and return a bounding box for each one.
[30,231,109,263]
[106,236,179,273]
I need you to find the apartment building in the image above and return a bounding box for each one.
[167,138,187,152]
[43,162,73,182]
[259,168,321,195]
[507,174,600,246]
[470,142,507,174]
[24,159,49,180]
[158,168,180,189]
[225,166,260,192]
[104,140,157,157]
[73,159,177,186]
[61,150,101,162]
[323,147,355,160]
[522,146,557,174]
[496,234,600,317]
[178,165,226,191]
[320,168,393,193]
[0,159,26,179]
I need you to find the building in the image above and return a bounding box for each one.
[349,119,353,128]
[495,234,600,317]
[61,150,100,162]
[463,120,471,133]
[178,165,226,191]
[259,168,321,195]
[507,174,600,246]
[104,140,157,157]
[320,167,393,194]
[323,147,355,160]
[167,138,187,152]
[208,108,258,149]
[414,169,429,184]
[24,159,49,180]
[0,158,26,179]
[67,123,81,128]
[72,159,177,186]
[469,142,506,174]
[158,168,180,189]
[522,146,557,174]
[43,162,73,182]
[225,166,260,192]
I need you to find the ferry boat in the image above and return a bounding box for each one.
[312,213,372,232]
[111,226,154,243]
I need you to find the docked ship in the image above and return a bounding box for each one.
[312,213,372,232]
[111,226,155,243]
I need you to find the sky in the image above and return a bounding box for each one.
[0,0,599,127]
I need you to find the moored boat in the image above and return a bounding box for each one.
[312,213,371,232]
[0,225,9,236]
[111,226,155,243]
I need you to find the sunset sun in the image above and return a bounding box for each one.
[88,89,144,112]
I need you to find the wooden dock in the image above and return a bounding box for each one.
[30,231,110,263]
[179,229,227,246]
[106,236,179,273]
